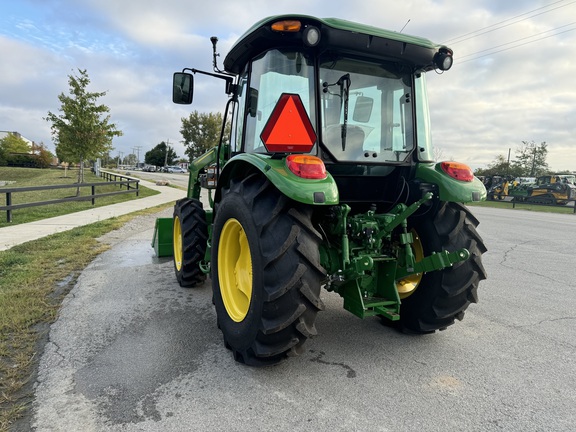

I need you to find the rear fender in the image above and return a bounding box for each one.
[416,162,486,202]
[216,153,339,206]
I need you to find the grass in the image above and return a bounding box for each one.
[469,199,576,214]
[0,204,174,431]
[0,167,159,227]
[0,166,173,430]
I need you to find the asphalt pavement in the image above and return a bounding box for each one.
[20,205,576,431]
[0,177,186,251]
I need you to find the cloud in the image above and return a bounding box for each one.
[0,0,575,172]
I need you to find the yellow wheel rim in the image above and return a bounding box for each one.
[218,218,253,322]
[173,215,183,272]
[396,229,424,299]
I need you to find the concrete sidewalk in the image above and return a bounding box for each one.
[0,178,185,251]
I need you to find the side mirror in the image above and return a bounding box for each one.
[352,96,373,122]
[173,72,193,104]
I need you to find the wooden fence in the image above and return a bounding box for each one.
[0,172,139,223]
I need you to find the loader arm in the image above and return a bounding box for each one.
[187,147,218,200]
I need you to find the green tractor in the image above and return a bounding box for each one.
[160,15,487,366]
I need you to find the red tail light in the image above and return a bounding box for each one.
[286,155,327,179]
[440,161,474,182]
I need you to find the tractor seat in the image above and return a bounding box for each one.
[323,124,366,161]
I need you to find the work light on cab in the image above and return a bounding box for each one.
[286,155,327,179]
[433,48,453,71]
[303,26,321,46]
[440,161,474,182]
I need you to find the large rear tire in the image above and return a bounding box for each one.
[399,202,487,333]
[211,174,325,366]
[173,198,208,287]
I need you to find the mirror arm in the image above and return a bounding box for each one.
[183,68,236,95]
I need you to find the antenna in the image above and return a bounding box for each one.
[399,19,410,33]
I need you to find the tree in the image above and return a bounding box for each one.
[30,142,54,168]
[0,133,30,166]
[180,111,229,160]
[433,146,446,162]
[511,141,549,177]
[123,153,138,166]
[475,140,550,178]
[0,133,30,154]
[45,69,122,187]
[144,141,178,167]
[0,134,53,168]
[475,154,521,178]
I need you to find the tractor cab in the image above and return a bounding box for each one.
[174,16,483,210]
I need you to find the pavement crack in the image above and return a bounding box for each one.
[309,350,357,378]
[501,240,575,287]
[49,339,66,366]
[500,241,527,267]
[515,316,576,328]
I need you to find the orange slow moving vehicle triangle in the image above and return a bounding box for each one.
[260,93,317,153]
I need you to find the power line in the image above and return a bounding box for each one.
[458,26,576,64]
[458,22,576,60]
[132,146,142,164]
[445,0,576,44]
[443,1,576,65]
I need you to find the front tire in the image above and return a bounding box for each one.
[399,202,487,333]
[173,198,208,287]
[212,174,325,366]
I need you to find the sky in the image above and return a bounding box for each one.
[1,0,575,172]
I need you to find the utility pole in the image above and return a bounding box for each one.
[164,139,170,167]
[117,151,124,168]
[132,146,142,166]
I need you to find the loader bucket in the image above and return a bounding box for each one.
[152,217,174,257]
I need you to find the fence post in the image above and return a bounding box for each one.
[91,185,96,205]
[136,181,139,197]
[6,192,12,223]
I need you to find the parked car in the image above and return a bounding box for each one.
[163,165,186,173]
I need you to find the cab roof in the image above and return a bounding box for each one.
[224,15,451,74]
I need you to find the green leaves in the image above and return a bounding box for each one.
[45,69,122,166]
[475,140,550,177]
[144,141,179,167]
[513,140,549,177]
[180,111,229,160]
[0,134,29,154]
